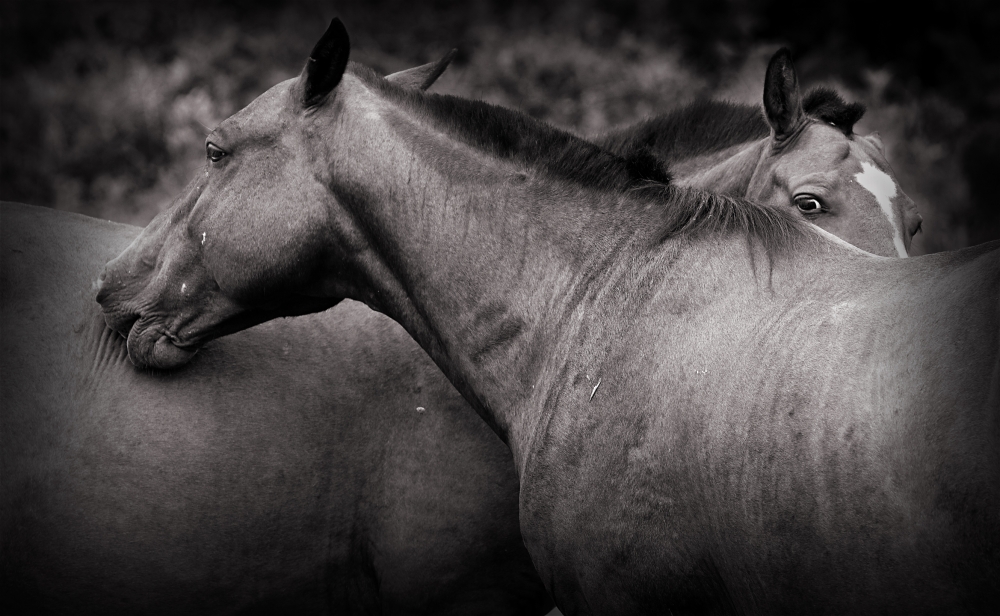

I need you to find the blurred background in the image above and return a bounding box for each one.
[2,0,998,254]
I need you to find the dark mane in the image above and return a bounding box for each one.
[353,63,671,191]
[353,64,805,252]
[634,183,807,255]
[802,87,866,135]
[596,86,868,163]
[594,99,770,164]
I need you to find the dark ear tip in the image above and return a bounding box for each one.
[304,16,351,106]
[769,47,794,66]
[328,17,349,43]
[311,17,349,57]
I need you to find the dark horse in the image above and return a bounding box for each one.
[1,201,552,615]
[596,48,924,257]
[5,40,926,616]
[97,20,999,615]
[0,55,552,616]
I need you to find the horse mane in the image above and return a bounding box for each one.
[352,63,805,253]
[353,63,671,191]
[596,87,868,162]
[628,183,806,255]
[594,99,770,164]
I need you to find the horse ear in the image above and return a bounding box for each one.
[304,18,351,107]
[386,49,457,91]
[763,48,804,140]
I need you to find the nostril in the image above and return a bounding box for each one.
[95,268,119,305]
[95,280,111,305]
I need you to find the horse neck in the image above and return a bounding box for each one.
[597,105,770,198]
[327,86,672,456]
[669,138,768,197]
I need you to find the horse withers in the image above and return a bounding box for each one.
[97,19,1000,615]
[597,48,923,257]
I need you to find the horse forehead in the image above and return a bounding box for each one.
[853,160,898,204]
[795,124,852,162]
[771,126,851,178]
[851,136,902,179]
[226,78,297,133]
[770,143,851,190]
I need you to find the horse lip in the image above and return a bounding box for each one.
[162,332,200,352]
[103,311,140,340]
[125,320,200,370]
[133,316,203,351]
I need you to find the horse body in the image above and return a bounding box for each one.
[1,203,551,615]
[96,21,1000,614]
[518,238,999,613]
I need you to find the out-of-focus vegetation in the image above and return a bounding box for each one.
[2,0,998,253]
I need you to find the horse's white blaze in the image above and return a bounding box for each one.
[181,283,187,293]
[201,232,207,245]
[854,162,907,258]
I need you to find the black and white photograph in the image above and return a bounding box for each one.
[2,1,998,613]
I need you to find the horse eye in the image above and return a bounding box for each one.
[206,143,227,163]
[794,196,825,214]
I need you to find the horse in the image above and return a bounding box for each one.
[7,56,560,616]
[413,47,920,257]
[1,200,555,615]
[2,47,917,616]
[1,41,549,616]
[595,48,924,258]
[96,19,1000,614]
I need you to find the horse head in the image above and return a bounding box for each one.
[597,49,925,258]
[749,48,923,257]
[97,22,452,369]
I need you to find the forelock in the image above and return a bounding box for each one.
[803,88,866,135]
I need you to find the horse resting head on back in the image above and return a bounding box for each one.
[596,48,924,258]
[97,18,999,615]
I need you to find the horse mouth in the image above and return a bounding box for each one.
[101,309,199,370]
[130,333,198,370]
[124,319,199,370]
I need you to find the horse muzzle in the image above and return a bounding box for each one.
[125,317,199,370]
